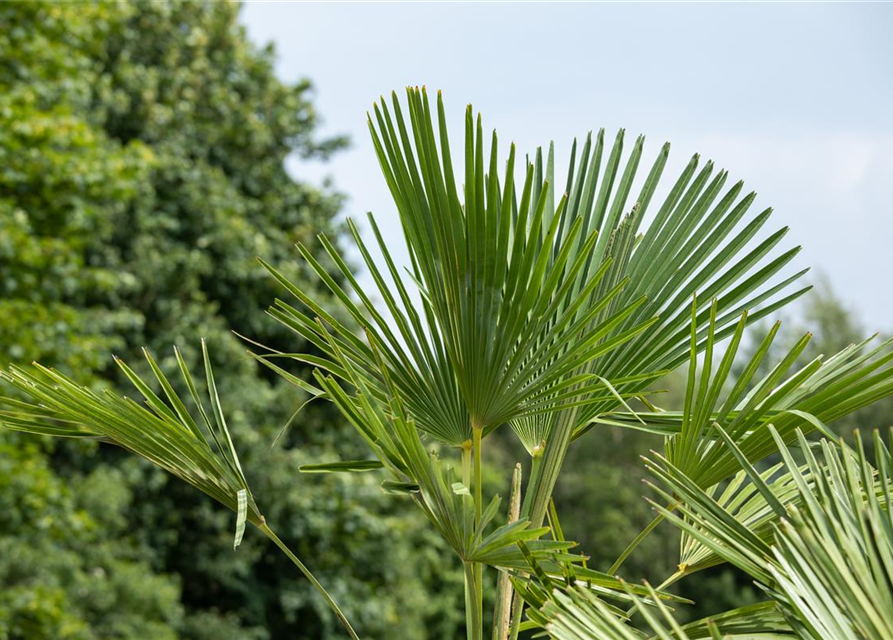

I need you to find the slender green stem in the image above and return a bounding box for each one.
[464,561,483,640]
[507,591,523,640]
[473,426,483,527]
[608,504,675,576]
[462,442,473,487]
[508,446,546,639]
[608,513,664,575]
[472,425,484,640]
[492,463,522,640]
[511,408,579,635]
[259,522,361,640]
[655,568,686,592]
[521,453,543,519]
[521,408,578,526]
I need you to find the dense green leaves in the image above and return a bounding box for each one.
[0,435,184,640]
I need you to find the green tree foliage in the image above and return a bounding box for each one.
[0,435,182,640]
[0,3,458,638]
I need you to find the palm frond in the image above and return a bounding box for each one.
[514,127,810,449]
[0,342,362,639]
[647,427,893,640]
[0,342,261,543]
[526,580,792,640]
[311,337,567,571]
[597,298,893,489]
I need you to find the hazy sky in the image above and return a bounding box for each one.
[242,3,893,330]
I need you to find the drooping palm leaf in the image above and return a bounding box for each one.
[0,343,360,639]
[0,342,260,538]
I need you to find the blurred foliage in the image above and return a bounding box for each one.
[0,434,182,640]
[0,2,461,638]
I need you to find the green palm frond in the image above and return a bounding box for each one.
[513,128,810,450]
[260,87,663,449]
[596,298,893,489]
[0,342,361,639]
[0,342,260,541]
[647,427,893,640]
[674,460,813,576]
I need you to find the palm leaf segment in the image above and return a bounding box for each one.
[0,342,260,547]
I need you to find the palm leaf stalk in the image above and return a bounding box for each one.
[0,343,361,640]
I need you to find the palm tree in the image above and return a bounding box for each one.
[3,87,892,640]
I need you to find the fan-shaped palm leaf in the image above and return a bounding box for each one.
[260,88,660,450]
[509,127,810,453]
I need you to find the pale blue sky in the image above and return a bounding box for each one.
[242,2,893,329]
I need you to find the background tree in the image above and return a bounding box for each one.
[0,2,460,638]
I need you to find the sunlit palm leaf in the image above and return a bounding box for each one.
[258,88,681,449]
